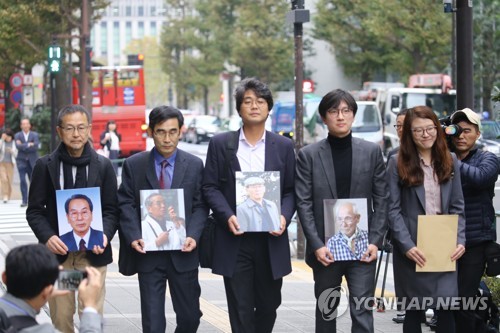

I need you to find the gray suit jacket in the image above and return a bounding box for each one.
[386,154,465,305]
[295,137,388,266]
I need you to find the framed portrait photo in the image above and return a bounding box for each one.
[235,171,281,232]
[323,198,369,261]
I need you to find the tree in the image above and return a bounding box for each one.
[474,0,499,113]
[313,0,452,83]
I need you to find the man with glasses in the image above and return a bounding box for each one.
[118,106,207,333]
[141,192,183,251]
[27,104,118,332]
[60,194,104,252]
[296,89,388,332]
[327,201,369,261]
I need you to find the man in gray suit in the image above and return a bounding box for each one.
[295,89,388,332]
[0,244,103,333]
[118,106,207,333]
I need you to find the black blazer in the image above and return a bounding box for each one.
[26,145,118,266]
[117,149,208,276]
[202,130,296,279]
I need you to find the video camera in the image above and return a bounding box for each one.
[439,116,462,151]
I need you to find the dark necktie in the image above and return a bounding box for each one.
[79,239,87,252]
[159,160,171,189]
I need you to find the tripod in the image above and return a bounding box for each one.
[374,229,393,312]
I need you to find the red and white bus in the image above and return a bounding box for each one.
[73,65,148,157]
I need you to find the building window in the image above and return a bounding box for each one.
[125,6,132,16]
[125,22,132,45]
[100,22,107,55]
[112,5,119,17]
[113,22,120,56]
[150,6,156,16]
[138,6,144,16]
[150,21,157,36]
[138,22,144,39]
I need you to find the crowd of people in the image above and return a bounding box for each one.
[0,77,498,333]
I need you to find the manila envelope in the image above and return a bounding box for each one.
[416,215,458,272]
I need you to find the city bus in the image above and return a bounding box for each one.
[73,65,148,157]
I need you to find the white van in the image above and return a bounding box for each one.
[351,101,384,152]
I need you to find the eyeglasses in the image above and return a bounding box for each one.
[153,129,179,139]
[326,108,353,117]
[394,125,403,129]
[69,210,90,220]
[242,98,267,107]
[412,126,437,137]
[59,125,90,134]
[336,216,355,224]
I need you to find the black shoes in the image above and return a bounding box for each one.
[392,313,405,324]
[20,203,27,207]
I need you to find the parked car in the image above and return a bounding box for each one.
[220,115,241,132]
[351,101,384,151]
[185,115,221,144]
[476,120,500,157]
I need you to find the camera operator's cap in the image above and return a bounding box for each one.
[451,108,482,131]
[244,176,265,187]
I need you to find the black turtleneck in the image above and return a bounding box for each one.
[327,132,352,198]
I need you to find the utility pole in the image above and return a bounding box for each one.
[80,0,92,114]
[456,0,474,109]
[286,0,309,260]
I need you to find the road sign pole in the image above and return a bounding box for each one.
[50,72,57,151]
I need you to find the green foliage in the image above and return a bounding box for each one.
[160,0,294,109]
[4,109,21,133]
[313,0,452,82]
[483,276,500,306]
[30,106,53,155]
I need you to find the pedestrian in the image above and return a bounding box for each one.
[387,105,465,333]
[118,105,207,333]
[202,78,296,333]
[0,129,17,203]
[99,120,121,175]
[450,108,500,333]
[26,104,118,333]
[295,89,388,332]
[14,118,39,207]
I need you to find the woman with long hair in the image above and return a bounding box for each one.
[0,129,18,203]
[100,120,121,175]
[387,106,465,333]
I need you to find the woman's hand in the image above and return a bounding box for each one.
[406,246,426,268]
[451,244,465,261]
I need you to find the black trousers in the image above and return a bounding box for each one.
[312,260,376,333]
[455,242,490,333]
[223,233,282,333]
[138,253,201,333]
[405,310,455,333]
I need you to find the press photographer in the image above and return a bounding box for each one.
[449,108,500,333]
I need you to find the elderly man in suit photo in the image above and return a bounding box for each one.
[60,194,104,252]
[15,117,40,207]
[118,106,207,333]
[236,176,281,232]
[26,104,118,333]
[296,89,388,333]
[203,78,296,333]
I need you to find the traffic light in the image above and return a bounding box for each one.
[127,54,144,66]
[48,45,62,73]
[85,46,93,72]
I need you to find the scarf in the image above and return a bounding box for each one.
[57,143,92,189]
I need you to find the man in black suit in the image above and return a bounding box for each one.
[15,117,40,207]
[26,104,118,333]
[60,194,104,252]
[202,78,296,333]
[118,106,207,333]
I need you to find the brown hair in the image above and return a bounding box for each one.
[397,106,453,186]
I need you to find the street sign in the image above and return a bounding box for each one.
[9,73,23,88]
[23,74,33,85]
